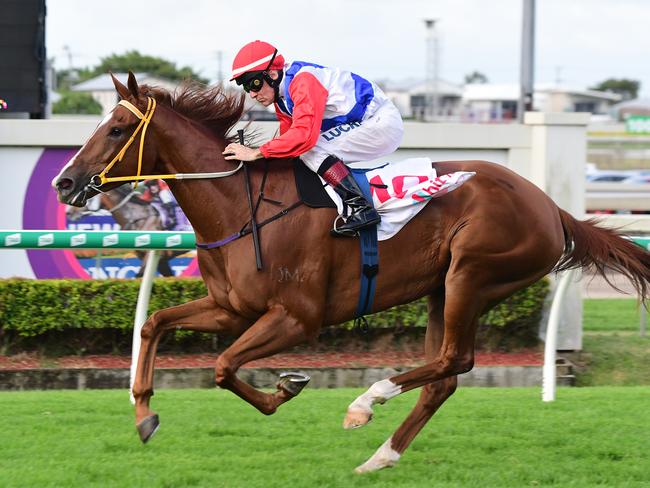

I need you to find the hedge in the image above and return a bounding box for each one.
[0,277,549,354]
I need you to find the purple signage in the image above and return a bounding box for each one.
[23,148,199,279]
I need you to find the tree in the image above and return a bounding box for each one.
[52,92,102,115]
[89,50,209,84]
[464,71,488,84]
[590,78,640,101]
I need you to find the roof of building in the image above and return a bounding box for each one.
[612,98,650,110]
[381,78,464,97]
[463,83,520,101]
[463,83,622,102]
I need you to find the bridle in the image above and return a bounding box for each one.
[87,96,244,191]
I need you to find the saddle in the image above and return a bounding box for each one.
[292,158,336,209]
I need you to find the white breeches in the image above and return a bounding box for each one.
[300,102,404,172]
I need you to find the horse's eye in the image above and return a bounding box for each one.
[110,127,123,137]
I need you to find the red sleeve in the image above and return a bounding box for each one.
[260,72,328,159]
[273,106,292,135]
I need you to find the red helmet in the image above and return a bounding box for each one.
[230,40,285,81]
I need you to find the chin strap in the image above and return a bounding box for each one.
[264,69,283,103]
[260,48,284,103]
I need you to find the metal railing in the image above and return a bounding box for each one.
[0,230,196,403]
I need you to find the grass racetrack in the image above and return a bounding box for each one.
[1,387,649,487]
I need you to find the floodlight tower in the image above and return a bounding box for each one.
[424,19,439,122]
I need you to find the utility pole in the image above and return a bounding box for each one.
[518,0,535,122]
[424,19,439,122]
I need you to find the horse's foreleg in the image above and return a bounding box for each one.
[354,292,458,473]
[214,304,312,414]
[132,296,249,441]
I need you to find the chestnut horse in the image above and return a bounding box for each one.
[53,73,650,473]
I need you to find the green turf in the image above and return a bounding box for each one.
[579,299,649,385]
[0,388,649,487]
[583,299,645,332]
[577,333,650,386]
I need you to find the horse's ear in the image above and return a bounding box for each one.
[127,71,140,99]
[111,72,131,100]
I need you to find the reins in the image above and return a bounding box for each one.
[196,159,303,251]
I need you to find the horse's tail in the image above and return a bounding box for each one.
[554,208,650,302]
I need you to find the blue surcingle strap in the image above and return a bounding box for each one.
[350,168,380,323]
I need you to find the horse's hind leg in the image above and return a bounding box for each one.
[214,304,313,414]
[132,296,249,442]
[354,292,458,473]
[344,272,484,430]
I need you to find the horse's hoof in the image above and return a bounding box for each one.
[343,409,372,430]
[354,437,401,473]
[354,458,397,474]
[136,414,160,444]
[276,372,310,396]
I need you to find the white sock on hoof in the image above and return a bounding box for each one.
[348,379,402,413]
[355,436,401,473]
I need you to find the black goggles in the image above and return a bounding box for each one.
[241,74,265,93]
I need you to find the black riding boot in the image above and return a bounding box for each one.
[318,156,380,237]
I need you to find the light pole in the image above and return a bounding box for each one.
[518,0,535,122]
[424,19,439,122]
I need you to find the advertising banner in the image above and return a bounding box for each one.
[1,147,198,279]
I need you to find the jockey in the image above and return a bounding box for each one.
[141,179,177,230]
[223,40,404,237]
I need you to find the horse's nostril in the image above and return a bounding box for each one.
[57,178,74,191]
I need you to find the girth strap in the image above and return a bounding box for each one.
[350,168,380,322]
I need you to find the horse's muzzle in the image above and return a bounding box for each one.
[53,175,90,207]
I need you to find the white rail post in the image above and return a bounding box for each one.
[542,269,577,402]
[130,250,160,404]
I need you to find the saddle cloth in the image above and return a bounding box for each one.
[293,158,476,240]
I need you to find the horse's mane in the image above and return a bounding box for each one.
[142,82,245,143]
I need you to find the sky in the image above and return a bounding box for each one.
[46,0,650,96]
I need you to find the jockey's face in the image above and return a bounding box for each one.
[249,70,279,107]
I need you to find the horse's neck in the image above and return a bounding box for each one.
[151,111,250,242]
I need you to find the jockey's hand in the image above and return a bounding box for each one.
[223,143,263,162]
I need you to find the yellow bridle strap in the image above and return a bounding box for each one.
[93,96,244,186]
[118,100,145,120]
[96,97,156,186]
